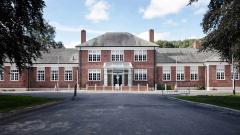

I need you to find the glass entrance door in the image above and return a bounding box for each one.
[113,74,122,86]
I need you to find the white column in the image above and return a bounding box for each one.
[104,68,107,86]
[128,68,132,86]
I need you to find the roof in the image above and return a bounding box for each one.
[34,48,79,64]
[156,48,221,63]
[76,32,158,47]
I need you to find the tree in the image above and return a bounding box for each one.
[155,39,197,48]
[189,0,240,63]
[0,0,61,70]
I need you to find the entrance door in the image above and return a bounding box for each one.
[113,74,122,86]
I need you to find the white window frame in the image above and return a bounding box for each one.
[10,68,19,81]
[88,69,101,81]
[190,66,198,81]
[111,50,124,62]
[231,65,239,80]
[51,67,59,81]
[216,65,225,80]
[163,66,171,81]
[134,69,147,81]
[0,69,4,81]
[134,50,147,62]
[88,50,101,62]
[176,66,185,81]
[64,67,73,81]
[37,67,45,81]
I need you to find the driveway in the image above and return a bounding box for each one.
[0,93,240,135]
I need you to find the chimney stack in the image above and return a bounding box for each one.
[81,29,86,44]
[149,29,154,43]
[192,40,202,49]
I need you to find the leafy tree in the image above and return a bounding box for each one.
[0,0,63,70]
[155,39,197,48]
[189,0,240,63]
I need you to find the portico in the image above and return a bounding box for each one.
[103,62,133,87]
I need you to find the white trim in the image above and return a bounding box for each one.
[64,67,73,81]
[190,66,199,81]
[111,50,124,62]
[32,64,78,67]
[216,65,225,80]
[134,50,147,62]
[88,69,101,81]
[134,69,147,81]
[162,66,171,81]
[88,50,101,62]
[157,63,204,67]
[80,47,155,50]
[36,67,45,81]
[50,67,59,81]
[176,66,185,81]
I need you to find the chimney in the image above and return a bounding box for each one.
[192,40,202,49]
[81,29,86,44]
[149,29,154,43]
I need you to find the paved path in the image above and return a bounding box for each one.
[0,93,240,135]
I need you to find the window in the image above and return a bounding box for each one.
[134,50,147,61]
[51,67,59,81]
[111,50,124,61]
[231,65,239,80]
[65,67,73,81]
[37,67,45,81]
[134,69,147,81]
[88,69,101,81]
[10,69,19,81]
[88,50,101,62]
[176,66,184,81]
[190,66,198,81]
[163,66,171,81]
[0,69,3,81]
[216,65,225,80]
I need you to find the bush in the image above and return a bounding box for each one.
[156,83,172,90]
[197,85,205,90]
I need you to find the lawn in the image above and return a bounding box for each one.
[177,95,240,110]
[0,95,62,112]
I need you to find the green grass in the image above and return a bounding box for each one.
[0,95,62,112]
[177,95,240,110]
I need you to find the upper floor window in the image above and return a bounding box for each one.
[111,50,124,62]
[88,69,101,81]
[231,65,239,80]
[51,67,59,81]
[190,66,198,81]
[176,66,184,81]
[37,67,45,81]
[10,68,19,81]
[134,69,147,81]
[134,50,147,62]
[0,69,3,81]
[88,50,101,62]
[65,67,73,81]
[216,65,225,80]
[163,66,171,81]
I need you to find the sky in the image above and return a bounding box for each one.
[44,0,210,48]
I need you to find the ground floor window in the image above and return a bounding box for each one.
[190,66,198,81]
[65,67,73,81]
[176,66,184,81]
[0,70,3,81]
[37,67,45,81]
[10,69,19,81]
[216,65,225,80]
[88,69,101,81]
[231,65,239,80]
[51,67,59,81]
[163,66,171,81]
[134,69,147,81]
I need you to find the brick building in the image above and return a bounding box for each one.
[0,29,239,91]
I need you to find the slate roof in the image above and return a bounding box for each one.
[34,48,79,64]
[156,48,221,63]
[76,32,158,47]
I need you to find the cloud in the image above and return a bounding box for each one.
[140,0,189,19]
[49,21,107,34]
[163,19,178,26]
[137,31,171,41]
[85,0,110,22]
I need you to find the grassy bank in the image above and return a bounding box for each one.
[0,95,61,112]
[177,95,240,110]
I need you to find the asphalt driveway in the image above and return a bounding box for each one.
[0,93,240,135]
